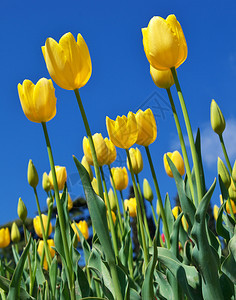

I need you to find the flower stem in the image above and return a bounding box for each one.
[119,191,125,213]
[166,87,195,204]
[219,134,232,173]
[150,203,157,227]
[126,149,148,268]
[41,122,74,299]
[135,174,152,246]
[108,165,124,234]
[145,146,170,249]
[22,223,32,294]
[171,67,203,204]
[74,89,103,199]
[100,166,119,260]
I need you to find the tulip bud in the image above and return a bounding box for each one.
[47,196,54,208]
[143,178,153,202]
[0,228,10,248]
[48,166,67,191]
[42,172,51,192]
[71,220,89,244]
[108,188,117,212]
[110,167,128,191]
[172,206,180,219]
[213,205,219,221]
[210,100,226,135]
[228,178,236,201]
[156,201,160,216]
[232,160,236,184]
[127,148,143,174]
[11,222,21,243]
[91,177,99,195]
[163,151,185,178]
[218,157,231,189]
[27,159,39,188]
[17,198,27,222]
[124,198,137,217]
[81,156,93,181]
[33,214,52,238]
[59,193,73,211]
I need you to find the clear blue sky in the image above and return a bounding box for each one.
[1,0,236,225]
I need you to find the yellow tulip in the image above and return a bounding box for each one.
[142,14,187,70]
[42,32,92,90]
[33,214,52,238]
[48,166,67,191]
[213,205,219,221]
[110,167,128,191]
[37,239,55,270]
[0,228,10,248]
[164,151,185,178]
[220,195,236,214]
[127,148,143,174]
[11,222,21,243]
[106,112,138,149]
[18,78,57,123]
[210,100,225,135]
[150,66,174,89]
[81,156,93,181]
[91,177,99,195]
[172,206,188,231]
[104,138,117,165]
[124,198,137,218]
[104,188,117,212]
[71,220,89,243]
[143,178,153,203]
[135,109,157,146]
[83,133,108,166]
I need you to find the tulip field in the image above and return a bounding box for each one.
[0,14,235,300]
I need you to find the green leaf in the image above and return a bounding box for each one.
[191,179,224,300]
[164,193,174,236]
[155,270,173,300]
[73,156,115,264]
[166,155,196,228]
[141,234,157,299]
[49,256,58,298]
[221,228,236,284]
[7,236,32,300]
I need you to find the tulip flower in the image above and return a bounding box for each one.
[33,214,52,238]
[83,133,108,166]
[0,228,10,248]
[11,222,21,243]
[71,220,89,243]
[48,166,67,191]
[104,138,117,165]
[172,206,188,231]
[59,193,73,211]
[91,177,99,195]
[37,239,55,270]
[164,151,185,178]
[124,198,137,218]
[218,157,231,189]
[18,78,57,123]
[213,205,219,221]
[210,100,226,135]
[228,178,236,201]
[81,156,93,181]
[150,66,174,89]
[142,14,187,70]
[106,112,138,149]
[143,178,153,203]
[220,195,236,214]
[104,188,117,212]
[127,148,143,174]
[135,109,157,146]
[42,32,92,90]
[110,167,128,191]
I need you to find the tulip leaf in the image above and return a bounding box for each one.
[49,256,58,298]
[164,193,175,235]
[191,178,224,300]
[157,247,201,299]
[166,155,196,228]
[170,212,183,257]
[221,228,236,284]
[73,156,115,264]
[141,234,157,299]
[73,221,91,265]
[7,237,32,300]
[216,202,230,241]
[155,270,173,300]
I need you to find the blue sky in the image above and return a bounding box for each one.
[0,0,236,225]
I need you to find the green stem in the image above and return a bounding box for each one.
[108,165,124,234]
[33,187,52,267]
[74,89,103,198]
[171,67,203,203]
[150,203,158,227]
[23,222,32,292]
[119,191,125,213]
[100,167,119,260]
[135,174,152,246]
[145,146,170,249]
[110,263,123,300]
[126,149,148,268]
[166,88,195,204]
[41,122,74,299]
[219,134,232,173]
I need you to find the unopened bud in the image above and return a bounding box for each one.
[210,100,226,135]
[17,198,27,221]
[11,222,21,243]
[218,157,231,189]
[42,172,51,192]
[81,156,93,181]
[143,178,153,202]
[27,159,39,188]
